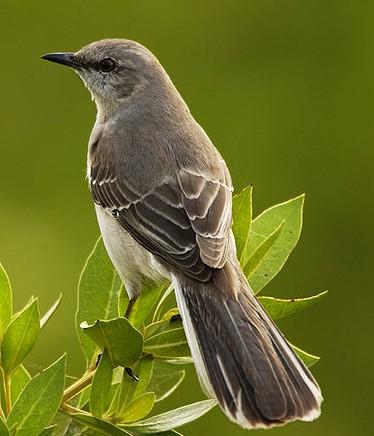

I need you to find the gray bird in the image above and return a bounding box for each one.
[42,39,322,429]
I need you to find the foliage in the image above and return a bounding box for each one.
[0,188,326,434]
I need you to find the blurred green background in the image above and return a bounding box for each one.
[0,1,372,434]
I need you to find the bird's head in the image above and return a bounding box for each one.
[42,39,172,114]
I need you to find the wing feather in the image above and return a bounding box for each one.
[90,162,233,280]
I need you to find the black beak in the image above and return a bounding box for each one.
[41,52,82,70]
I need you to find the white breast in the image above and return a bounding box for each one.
[95,204,170,299]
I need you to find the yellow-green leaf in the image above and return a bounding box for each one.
[258,291,328,320]
[1,298,40,375]
[0,263,12,342]
[117,392,156,423]
[246,195,304,293]
[291,343,320,368]
[243,221,284,288]
[10,365,31,405]
[128,283,167,329]
[144,325,190,359]
[232,185,253,265]
[40,294,62,329]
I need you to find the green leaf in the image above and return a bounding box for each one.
[77,237,123,367]
[144,324,190,359]
[147,360,185,402]
[232,185,253,265]
[0,416,10,436]
[0,262,13,343]
[40,294,62,329]
[113,355,154,418]
[152,285,174,323]
[81,318,143,367]
[148,432,183,436]
[52,411,74,436]
[118,284,129,318]
[71,414,132,435]
[10,365,31,404]
[246,195,304,293]
[243,221,284,283]
[145,309,181,339]
[128,283,167,329]
[291,344,320,368]
[117,392,156,423]
[1,298,40,375]
[113,369,137,417]
[133,355,154,399]
[258,291,328,320]
[90,350,113,418]
[38,426,56,435]
[7,355,66,436]
[122,399,216,433]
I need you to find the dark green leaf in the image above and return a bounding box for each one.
[243,221,284,283]
[10,365,31,405]
[0,416,10,436]
[232,185,253,265]
[1,298,40,375]
[40,294,62,329]
[38,426,56,435]
[71,414,132,435]
[0,262,12,343]
[77,237,123,367]
[90,350,113,418]
[246,195,304,293]
[81,318,143,367]
[117,392,156,423]
[291,344,320,368]
[122,399,216,433]
[128,283,167,329]
[147,360,185,402]
[63,420,85,435]
[7,355,66,436]
[258,291,328,320]
[52,411,73,436]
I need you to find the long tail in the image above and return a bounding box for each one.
[171,261,322,429]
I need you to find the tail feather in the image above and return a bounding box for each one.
[172,264,322,429]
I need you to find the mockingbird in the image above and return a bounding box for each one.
[42,39,322,429]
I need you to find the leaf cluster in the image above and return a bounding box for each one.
[0,187,326,435]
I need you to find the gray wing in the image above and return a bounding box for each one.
[90,164,233,282]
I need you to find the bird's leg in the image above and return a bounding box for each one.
[125,297,137,319]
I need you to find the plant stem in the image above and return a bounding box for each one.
[0,368,5,420]
[60,402,91,415]
[124,297,137,319]
[2,372,11,417]
[62,369,95,403]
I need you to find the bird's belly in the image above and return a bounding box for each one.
[95,204,170,298]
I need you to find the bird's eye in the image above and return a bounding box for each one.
[98,58,116,73]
